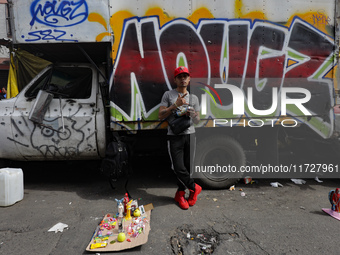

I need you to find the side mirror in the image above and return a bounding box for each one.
[28,90,54,124]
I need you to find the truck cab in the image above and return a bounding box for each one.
[0,63,106,162]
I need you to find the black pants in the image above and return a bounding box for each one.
[167,134,196,191]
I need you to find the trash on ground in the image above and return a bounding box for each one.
[48,222,68,233]
[270,182,283,188]
[170,225,219,254]
[244,176,252,184]
[229,185,235,191]
[291,179,306,185]
[315,176,323,183]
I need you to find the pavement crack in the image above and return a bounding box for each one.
[240,228,270,255]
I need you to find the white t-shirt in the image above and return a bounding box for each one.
[160,89,200,135]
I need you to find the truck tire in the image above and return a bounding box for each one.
[194,135,245,189]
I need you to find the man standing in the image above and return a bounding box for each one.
[158,66,202,210]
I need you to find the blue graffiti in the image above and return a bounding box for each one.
[29,0,88,28]
[23,29,78,42]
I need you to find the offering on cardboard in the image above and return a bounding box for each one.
[86,194,153,252]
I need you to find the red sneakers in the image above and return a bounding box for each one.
[174,190,189,210]
[174,184,202,209]
[188,184,202,206]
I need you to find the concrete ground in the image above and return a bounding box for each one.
[0,158,339,255]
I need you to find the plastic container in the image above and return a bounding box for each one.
[0,168,24,206]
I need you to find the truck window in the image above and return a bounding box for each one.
[25,69,52,98]
[25,66,93,99]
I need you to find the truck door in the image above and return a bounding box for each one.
[12,64,104,160]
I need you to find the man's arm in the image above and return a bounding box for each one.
[189,95,200,124]
[158,93,188,120]
[158,104,177,120]
[192,111,200,124]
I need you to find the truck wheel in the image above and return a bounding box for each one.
[193,135,245,189]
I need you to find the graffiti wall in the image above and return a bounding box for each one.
[108,0,337,138]
[9,0,338,138]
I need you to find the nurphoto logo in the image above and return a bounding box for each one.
[200,84,312,128]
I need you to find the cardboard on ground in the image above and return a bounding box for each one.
[322,208,340,221]
[86,203,154,252]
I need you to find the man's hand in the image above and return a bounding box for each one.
[187,107,200,124]
[175,93,188,107]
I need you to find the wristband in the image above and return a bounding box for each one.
[174,102,178,108]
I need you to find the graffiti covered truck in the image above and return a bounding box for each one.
[1,0,340,188]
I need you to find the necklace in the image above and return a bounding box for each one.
[176,89,188,96]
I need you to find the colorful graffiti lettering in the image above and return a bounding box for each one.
[29,0,88,27]
[111,16,335,137]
